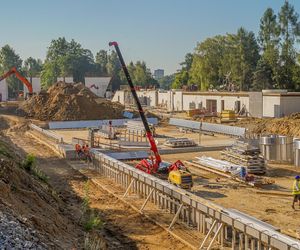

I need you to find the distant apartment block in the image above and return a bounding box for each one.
[154,69,164,80]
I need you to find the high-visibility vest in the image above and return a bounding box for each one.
[292,180,300,195]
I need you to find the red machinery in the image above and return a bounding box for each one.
[0,67,33,96]
[109,41,187,175]
[89,84,99,90]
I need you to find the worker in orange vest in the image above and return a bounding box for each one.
[75,144,83,158]
[83,144,92,162]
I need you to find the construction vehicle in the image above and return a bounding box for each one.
[109,41,193,189]
[0,67,33,98]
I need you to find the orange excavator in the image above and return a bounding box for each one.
[0,67,33,98]
[89,84,99,90]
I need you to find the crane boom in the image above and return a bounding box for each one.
[109,42,162,171]
[0,67,33,94]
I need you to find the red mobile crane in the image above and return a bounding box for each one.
[0,67,33,97]
[109,42,193,188]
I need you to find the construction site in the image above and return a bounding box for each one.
[0,41,300,250]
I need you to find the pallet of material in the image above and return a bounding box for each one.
[221,140,266,175]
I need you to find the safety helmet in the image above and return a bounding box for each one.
[296,175,300,179]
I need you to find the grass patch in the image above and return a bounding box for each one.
[81,181,103,232]
[84,214,103,231]
[21,154,49,183]
[0,142,12,159]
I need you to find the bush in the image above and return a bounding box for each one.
[21,154,48,183]
[22,154,36,171]
[84,214,102,231]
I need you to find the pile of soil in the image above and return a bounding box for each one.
[235,113,300,136]
[0,140,84,248]
[18,82,126,121]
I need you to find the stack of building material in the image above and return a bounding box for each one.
[164,138,197,148]
[195,156,242,175]
[221,140,266,174]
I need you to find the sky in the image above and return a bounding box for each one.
[1,0,300,75]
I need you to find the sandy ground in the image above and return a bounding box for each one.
[1,114,189,249]
[51,123,300,238]
[163,151,300,238]
[51,124,235,147]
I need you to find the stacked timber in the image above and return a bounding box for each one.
[221,140,266,175]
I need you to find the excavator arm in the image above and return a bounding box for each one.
[109,42,161,172]
[0,67,33,94]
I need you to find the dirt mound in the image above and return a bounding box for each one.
[18,82,126,121]
[0,139,84,248]
[235,113,300,136]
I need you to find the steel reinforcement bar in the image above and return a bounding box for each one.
[90,150,300,250]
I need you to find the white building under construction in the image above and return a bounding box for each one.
[112,89,300,118]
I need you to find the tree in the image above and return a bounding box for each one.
[24,57,43,82]
[180,53,193,71]
[158,74,175,90]
[41,37,94,88]
[252,59,273,90]
[278,1,300,89]
[188,36,226,90]
[257,8,281,88]
[95,50,108,75]
[172,70,189,89]
[40,61,60,89]
[0,45,23,97]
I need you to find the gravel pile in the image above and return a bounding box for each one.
[0,211,47,250]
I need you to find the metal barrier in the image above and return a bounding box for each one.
[90,150,300,250]
[29,124,64,144]
[49,118,158,129]
[169,118,246,137]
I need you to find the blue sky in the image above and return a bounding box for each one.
[1,0,299,74]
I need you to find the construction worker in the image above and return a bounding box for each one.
[83,144,92,162]
[292,175,300,210]
[75,144,83,158]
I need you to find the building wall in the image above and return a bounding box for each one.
[249,92,263,118]
[111,89,300,118]
[137,90,157,107]
[181,93,249,113]
[85,77,111,97]
[173,91,183,111]
[24,77,41,95]
[0,80,8,101]
[158,91,171,110]
[280,96,300,116]
[57,77,73,83]
[112,90,125,104]
[262,95,281,117]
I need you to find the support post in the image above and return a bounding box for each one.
[207,223,224,250]
[168,204,183,230]
[123,179,135,197]
[140,188,154,212]
[199,219,217,249]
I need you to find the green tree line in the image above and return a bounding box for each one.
[172,1,300,91]
[0,38,158,96]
